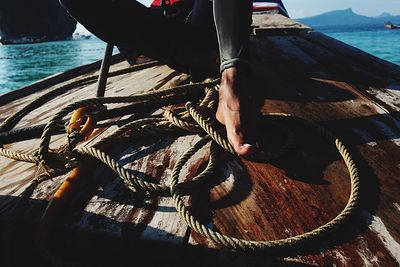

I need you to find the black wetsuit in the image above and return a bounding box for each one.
[59,0,280,74]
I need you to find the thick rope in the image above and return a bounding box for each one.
[0,68,361,254]
[0,78,219,168]
[38,79,219,167]
[0,61,162,164]
[169,122,361,252]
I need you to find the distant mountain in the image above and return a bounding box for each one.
[377,12,392,18]
[297,8,400,27]
[0,0,76,45]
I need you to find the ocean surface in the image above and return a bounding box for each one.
[315,24,400,66]
[0,38,116,94]
[0,24,399,94]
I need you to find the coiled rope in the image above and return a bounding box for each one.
[0,62,361,253]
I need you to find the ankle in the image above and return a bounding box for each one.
[221,67,238,87]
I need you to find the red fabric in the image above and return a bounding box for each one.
[151,0,183,7]
[151,0,279,12]
[253,6,279,11]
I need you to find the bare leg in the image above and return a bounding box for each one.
[213,0,255,156]
[216,67,254,156]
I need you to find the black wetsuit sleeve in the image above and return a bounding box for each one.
[213,0,252,72]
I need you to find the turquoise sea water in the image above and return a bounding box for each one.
[315,24,400,66]
[0,25,399,94]
[0,38,113,94]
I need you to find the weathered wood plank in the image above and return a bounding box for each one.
[299,30,400,78]
[252,14,310,36]
[0,63,186,198]
[287,33,400,113]
[185,29,400,266]
[0,13,399,266]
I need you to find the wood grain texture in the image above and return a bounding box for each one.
[0,14,399,266]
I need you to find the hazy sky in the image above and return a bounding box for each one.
[284,0,400,18]
[137,0,400,18]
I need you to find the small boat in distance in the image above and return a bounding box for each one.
[384,21,400,29]
[71,32,91,40]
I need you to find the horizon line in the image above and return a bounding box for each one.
[292,7,400,19]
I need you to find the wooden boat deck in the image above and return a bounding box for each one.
[0,14,399,266]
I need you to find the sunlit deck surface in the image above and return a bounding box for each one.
[0,14,399,266]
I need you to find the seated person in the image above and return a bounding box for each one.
[59,0,287,157]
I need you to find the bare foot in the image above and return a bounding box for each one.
[216,67,253,157]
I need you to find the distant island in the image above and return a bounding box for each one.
[297,8,400,28]
[0,0,76,45]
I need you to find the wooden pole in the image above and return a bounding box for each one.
[96,43,114,97]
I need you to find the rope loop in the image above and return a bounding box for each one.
[0,69,361,254]
[170,116,361,252]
